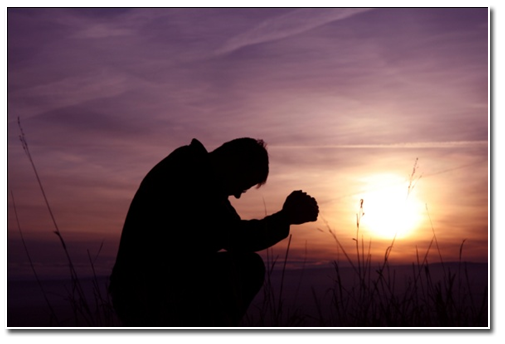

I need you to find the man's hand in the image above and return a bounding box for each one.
[282,190,319,225]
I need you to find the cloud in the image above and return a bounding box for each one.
[73,23,133,39]
[7,8,489,275]
[216,8,372,55]
[270,140,488,149]
[43,8,136,39]
[9,72,136,121]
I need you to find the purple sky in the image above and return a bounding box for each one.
[7,8,489,280]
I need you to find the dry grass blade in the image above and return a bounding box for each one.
[17,116,99,325]
[10,190,60,325]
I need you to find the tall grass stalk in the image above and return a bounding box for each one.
[277,234,291,314]
[240,199,308,326]
[248,235,307,326]
[243,220,308,327]
[16,117,117,326]
[10,191,59,324]
[18,117,89,324]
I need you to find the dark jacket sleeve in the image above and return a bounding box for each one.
[223,211,291,252]
[201,197,291,252]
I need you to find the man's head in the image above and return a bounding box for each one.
[210,138,269,199]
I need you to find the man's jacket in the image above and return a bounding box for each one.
[109,139,289,299]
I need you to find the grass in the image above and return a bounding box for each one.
[243,235,310,327]
[12,118,488,327]
[14,117,119,327]
[320,162,488,327]
[240,201,488,327]
[322,218,488,327]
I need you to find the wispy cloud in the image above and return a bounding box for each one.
[270,140,488,149]
[73,23,133,39]
[216,8,372,55]
[9,72,135,121]
[49,8,136,39]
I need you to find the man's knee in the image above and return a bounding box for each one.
[245,252,265,279]
[215,251,264,283]
[234,252,265,292]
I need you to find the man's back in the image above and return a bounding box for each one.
[110,140,223,294]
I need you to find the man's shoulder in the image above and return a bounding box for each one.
[189,138,207,153]
[147,139,209,177]
[168,138,208,164]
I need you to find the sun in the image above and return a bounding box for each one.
[355,174,425,239]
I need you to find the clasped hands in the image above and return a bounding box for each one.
[281,190,319,225]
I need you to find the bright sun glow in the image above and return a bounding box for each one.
[355,174,425,239]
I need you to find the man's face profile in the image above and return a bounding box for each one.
[231,180,256,199]
[226,168,263,199]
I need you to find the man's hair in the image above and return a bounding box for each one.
[211,138,269,187]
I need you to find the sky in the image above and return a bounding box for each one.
[6,7,489,281]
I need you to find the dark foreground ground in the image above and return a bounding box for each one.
[7,262,489,328]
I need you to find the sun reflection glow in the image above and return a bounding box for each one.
[355,174,425,239]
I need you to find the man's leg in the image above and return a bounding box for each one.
[204,251,265,326]
[129,251,265,327]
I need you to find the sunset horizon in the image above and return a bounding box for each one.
[6,7,489,328]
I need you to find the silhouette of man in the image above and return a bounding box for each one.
[109,138,318,327]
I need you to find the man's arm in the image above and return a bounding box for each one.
[221,191,319,252]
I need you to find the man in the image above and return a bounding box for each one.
[109,138,319,327]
